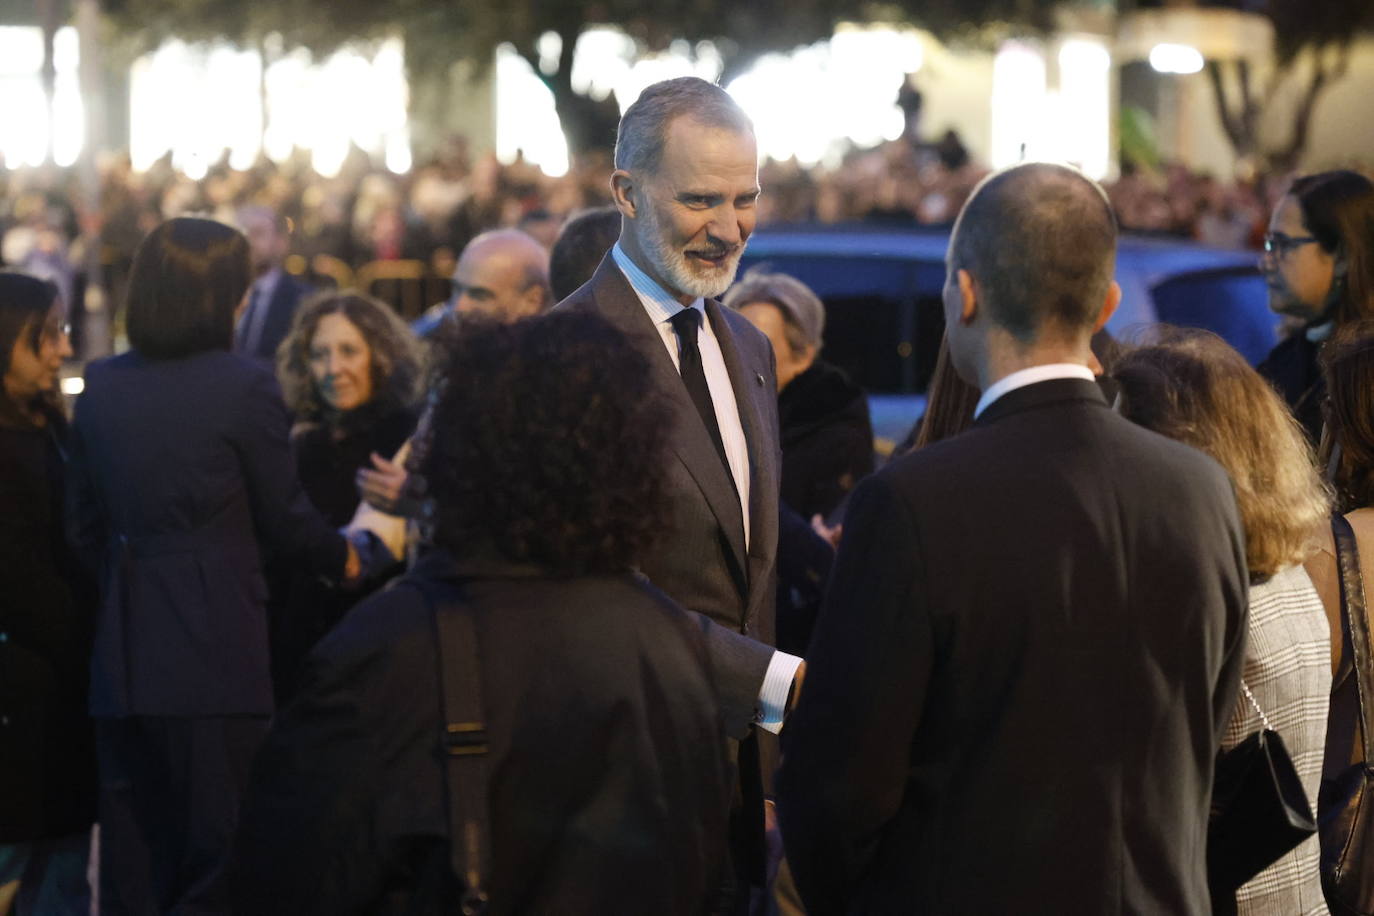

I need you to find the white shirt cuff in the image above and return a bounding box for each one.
[756,650,803,735]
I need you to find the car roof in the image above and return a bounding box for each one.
[740,223,1261,331]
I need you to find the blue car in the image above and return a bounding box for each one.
[736,224,1278,446]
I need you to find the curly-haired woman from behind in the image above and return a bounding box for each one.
[269,291,423,700]
[233,311,731,915]
[1114,328,1332,915]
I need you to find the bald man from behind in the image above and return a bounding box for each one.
[776,163,1249,915]
[413,228,552,336]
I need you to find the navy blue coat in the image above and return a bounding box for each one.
[67,349,347,717]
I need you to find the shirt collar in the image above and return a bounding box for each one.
[1306,319,1335,343]
[612,242,704,324]
[973,363,1096,419]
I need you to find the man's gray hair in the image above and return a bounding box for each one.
[614,77,754,175]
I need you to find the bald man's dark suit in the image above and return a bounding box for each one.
[556,255,782,882]
[776,378,1250,915]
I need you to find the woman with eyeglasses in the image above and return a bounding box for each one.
[1257,170,1374,445]
[0,272,96,914]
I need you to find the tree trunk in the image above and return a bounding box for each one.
[37,0,60,164]
[520,26,621,162]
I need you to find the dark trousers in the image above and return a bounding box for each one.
[95,716,267,916]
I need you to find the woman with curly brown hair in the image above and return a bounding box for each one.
[1113,328,1332,915]
[269,290,423,699]
[234,311,730,914]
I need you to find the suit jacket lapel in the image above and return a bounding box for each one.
[585,259,749,578]
[706,300,774,575]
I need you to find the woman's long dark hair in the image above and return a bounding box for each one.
[0,271,61,421]
[1288,170,1374,326]
[1322,319,1374,512]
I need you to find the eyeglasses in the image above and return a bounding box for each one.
[40,321,71,343]
[1263,233,1319,256]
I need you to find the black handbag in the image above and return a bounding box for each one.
[1320,514,1374,916]
[1207,681,1318,913]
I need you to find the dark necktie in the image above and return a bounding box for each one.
[236,285,264,354]
[668,308,733,480]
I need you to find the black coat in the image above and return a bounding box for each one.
[268,403,415,702]
[67,349,347,717]
[1258,329,1324,446]
[779,360,874,521]
[0,404,97,842]
[290,403,416,526]
[777,378,1250,915]
[232,549,731,915]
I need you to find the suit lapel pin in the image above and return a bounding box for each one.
[756,373,765,387]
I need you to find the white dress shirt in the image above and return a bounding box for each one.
[973,363,1097,419]
[612,243,799,733]
[612,244,753,546]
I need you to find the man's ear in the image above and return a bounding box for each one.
[1093,280,1122,333]
[956,269,979,326]
[610,170,637,220]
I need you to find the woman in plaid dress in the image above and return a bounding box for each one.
[1115,328,1333,915]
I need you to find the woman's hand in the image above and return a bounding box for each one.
[356,451,409,513]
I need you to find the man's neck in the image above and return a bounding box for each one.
[978,332,1093,392]
[615,233,693,306]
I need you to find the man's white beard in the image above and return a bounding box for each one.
[636,204,745,301]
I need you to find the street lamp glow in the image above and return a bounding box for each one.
[1149,43,1204,75]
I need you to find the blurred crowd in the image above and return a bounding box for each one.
[0,131,1341,309]
[4,69,1374,916]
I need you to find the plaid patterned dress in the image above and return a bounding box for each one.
[1221,564,1332,916]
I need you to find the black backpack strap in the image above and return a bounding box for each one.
[405,575,492,914]
[1330,515,1374,765]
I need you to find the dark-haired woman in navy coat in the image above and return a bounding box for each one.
[67,218,358,915]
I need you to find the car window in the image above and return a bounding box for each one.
[736,254,945,393]
[1149,267,1279,366]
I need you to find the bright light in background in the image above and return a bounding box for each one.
[0,26,84,168]
[990,38,1111,180]
[131,37,411,176]
[506,24,926,171]
[1053,39,1111,179]
[1149,43,1204,75]
[727,26,921,168]
[61,376,84,396]
[991,41,1047,170]
[496,44,570,177]
[52,27,84,167]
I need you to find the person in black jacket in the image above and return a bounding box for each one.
[269,290,423,700]
[1257,170,1374,445]
[725,269,870,658]
[777,163,1249,915]
[0,272,95,915]
[725,268,872,522]
[67,218,362,915]
[232,311,730,915]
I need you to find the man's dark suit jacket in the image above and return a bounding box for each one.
[66,349,346,716]
[555,256,782,732]
[235,271,310,363]
[777,378,1250,915]
[231,550,731,915]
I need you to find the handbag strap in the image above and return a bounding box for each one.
[1239,681,1271,731]
[1330,514,1374,763]
[408,575,492,915]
